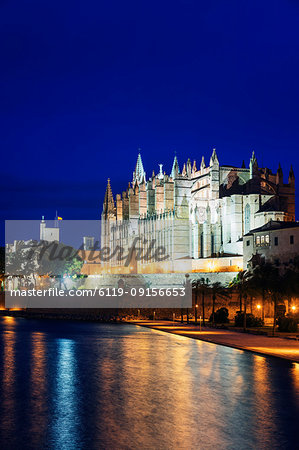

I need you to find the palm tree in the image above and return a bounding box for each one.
[251,263,283,335]
[210,282,230,326]
[252,262,276,321]
[192,277,210,326]
[230,271,253,331]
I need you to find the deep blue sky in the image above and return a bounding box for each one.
[2,0,299,243]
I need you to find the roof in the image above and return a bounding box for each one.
[244,220,299,236]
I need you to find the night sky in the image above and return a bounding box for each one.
[2,1,299,244]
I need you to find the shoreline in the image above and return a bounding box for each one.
[1,312,298,364]
[129,320,299,364]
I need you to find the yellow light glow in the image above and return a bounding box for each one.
[195,304,198,308]
[207,261,217,272]
[291,305,296,312]
[257,304,261,310]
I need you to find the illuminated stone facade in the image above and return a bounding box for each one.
[101,150,295,273]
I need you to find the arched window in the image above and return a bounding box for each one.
[244,204,251,234]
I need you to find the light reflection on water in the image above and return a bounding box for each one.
[51,339,78,450]
[0,318,298,450]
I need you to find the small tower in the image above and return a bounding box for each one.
[102,178,115,219]
[157,163,164,179]
[186,158,192,177]
[40,216,46,241]
[170,155,180,178]
[249,151,258,178]
[192,160,197,174]
[40,216,59,242]
[133,152,146,185]
[209,149,220,199]
[288,165,295,186]
[209,148,219,167]
[276,163,283,185]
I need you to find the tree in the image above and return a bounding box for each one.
[266,267,284,335]
[250,263,284,335]
[230,271,253,331]
[282,259,299,312]
[6,240,83,288]
[251,263,272,321]
[210,307,229,324]
[192,277,210,325]
[210,282,230,326]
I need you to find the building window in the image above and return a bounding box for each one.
[265,235,269,244]
[274,237,278,246]
[261,235,265,244]
[290,235,294,245]
[246,240,250,246]
[256,236,260,246]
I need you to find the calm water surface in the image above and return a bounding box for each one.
[0,317,298,450]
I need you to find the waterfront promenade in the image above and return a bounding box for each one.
[130,320,299,363]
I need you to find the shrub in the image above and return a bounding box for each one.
[234,312,264,327]
[210,307,229,324]
[277,317,298,333]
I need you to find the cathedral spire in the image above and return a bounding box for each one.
[103,178,115,217]
[133,152,145,184]
[289,165,295,185]
[187,158,192,177]
[276,162,283,184]
[250,151,258,178]
[250,150,258,166]
[170,155,180,178]
[192,160,197,173]
[200,156,206,170]
[209,148,219,166]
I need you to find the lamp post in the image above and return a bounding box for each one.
[195,304,198,324]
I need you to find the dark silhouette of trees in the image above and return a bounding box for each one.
[192,277,210,325]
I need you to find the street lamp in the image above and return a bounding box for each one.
[256,304,261,318]
[291,305,296,312]
[195,304,198,324]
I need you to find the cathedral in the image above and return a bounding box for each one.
[101,150,295,275]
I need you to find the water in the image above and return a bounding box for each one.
[0,317,298,450]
